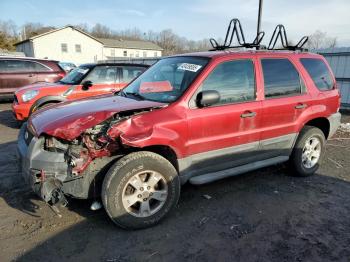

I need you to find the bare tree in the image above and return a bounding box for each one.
[0,20,18,51]
[90,23,112,38]
[307,30,337,50]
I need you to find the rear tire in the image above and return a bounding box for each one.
[102,151,180,229]
[289,126,326,177]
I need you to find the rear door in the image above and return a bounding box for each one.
[186,57,263,175]
[258,57,312,158]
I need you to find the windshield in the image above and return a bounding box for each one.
[59,66,90,84]
[121,56,209,103]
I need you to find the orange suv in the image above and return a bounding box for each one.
[12,63,149,121]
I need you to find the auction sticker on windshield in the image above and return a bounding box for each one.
[178,63,202,72]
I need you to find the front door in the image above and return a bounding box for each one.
[185,58,262,175]
[69,65,119,99]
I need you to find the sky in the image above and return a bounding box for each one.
[1,0,350,46]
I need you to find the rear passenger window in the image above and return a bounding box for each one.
[0,60,49,72]
[261,58,302,98]
[122,67,145,83]
[300,58,334,90]
[32,62,51,72]
[199,59,255,105]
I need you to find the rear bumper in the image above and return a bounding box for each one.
[328,112,341,138]
[12,101,30,121]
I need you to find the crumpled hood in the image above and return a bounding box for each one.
[16,82,70,93]
[28,95,166,140]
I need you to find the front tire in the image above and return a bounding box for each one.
[102,151,180,229]
[289,126,326,177]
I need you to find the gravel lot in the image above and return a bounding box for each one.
[0,102,349,262]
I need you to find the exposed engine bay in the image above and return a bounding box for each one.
[26,107,159,208]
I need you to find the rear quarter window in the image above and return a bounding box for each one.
[300,58,334,90]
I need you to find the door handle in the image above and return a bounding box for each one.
[295,103,307,109]
[240,111,256,118]
[28,74,34,77]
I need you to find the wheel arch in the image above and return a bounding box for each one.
[30,95,67,114]
[302,117,330,139]
[126,145,179,172]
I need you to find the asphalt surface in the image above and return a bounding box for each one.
[0,102,349,262]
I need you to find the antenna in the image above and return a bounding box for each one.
[257,0,263,49]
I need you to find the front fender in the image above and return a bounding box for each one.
[30,95,67,114]
[108,117,183,158]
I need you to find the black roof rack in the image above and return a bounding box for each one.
[209,18,265,51]
[268,24,308,51]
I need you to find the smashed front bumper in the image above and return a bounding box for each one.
[17,123,68,198]
[17,123,113,200]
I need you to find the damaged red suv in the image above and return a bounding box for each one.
[18,50,341,229]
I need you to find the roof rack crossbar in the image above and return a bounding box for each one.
[267,24,308,51]
[209,18,265,51]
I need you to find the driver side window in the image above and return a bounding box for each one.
[84,66,118,84]
[198,59,256,106]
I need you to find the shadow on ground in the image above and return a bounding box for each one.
[13,167,350,262]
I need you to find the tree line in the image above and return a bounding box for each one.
[0,19,338,55]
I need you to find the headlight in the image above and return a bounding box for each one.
[22,90,39,102]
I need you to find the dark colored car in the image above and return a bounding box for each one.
[0,57,66,99]
[18,49,341,229]
[12,63,149,121]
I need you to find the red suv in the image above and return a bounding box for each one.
[12,63,148,121]
[0,57,65,99]
[18,50,341,229]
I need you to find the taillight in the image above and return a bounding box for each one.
[58,72,66,79]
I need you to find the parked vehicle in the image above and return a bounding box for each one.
[18,49,341,228]
[12,63,149,121]
[0,57,66,99]
[58,62,77,73]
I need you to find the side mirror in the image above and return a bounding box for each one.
[196,90,220,108]
[82,80,93,91]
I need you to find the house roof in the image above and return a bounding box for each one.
[15,26,163,51]
[98,38,163,51]
[14,26,103,46]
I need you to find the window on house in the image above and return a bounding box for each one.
[143,51,147,57]
[154,52,157,57]
[136,51,140,57]
[61,43,68,53]
[111,49,115,57]
[261,58,302,98]
[123,50,127,57]
[75,44,81,53]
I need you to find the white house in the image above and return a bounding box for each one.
[15,26,163,65]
